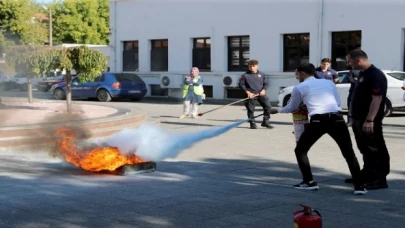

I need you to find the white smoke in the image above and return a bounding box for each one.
[102,119,247,161]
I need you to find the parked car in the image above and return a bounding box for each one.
[38,75,72,92]
[52,72,147,102]
[278,70,405,117]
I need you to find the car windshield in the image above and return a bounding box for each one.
[115,73,142,82]
[387,72,405,81]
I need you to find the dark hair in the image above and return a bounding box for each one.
[321,58,331,63]
[296,63,316,75]
[248,59,259,65]
[348,49,368,59]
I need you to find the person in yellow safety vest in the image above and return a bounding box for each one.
[179,67,204,119]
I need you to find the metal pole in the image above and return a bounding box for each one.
[49,9,52,46]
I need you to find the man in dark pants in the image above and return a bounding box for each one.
[345,49,390,190]
[239,59,273,129]
[271,63,367,195]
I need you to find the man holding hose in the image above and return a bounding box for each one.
[239,59,273,129]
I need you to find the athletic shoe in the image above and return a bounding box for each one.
[293,181,320,190]
[250,122,258,129]
[354,186,367,195]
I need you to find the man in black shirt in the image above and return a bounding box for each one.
[346,49,390,190]
[239,59,273,129]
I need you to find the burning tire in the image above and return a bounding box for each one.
[97,89,112,102]
[54,88,66,100]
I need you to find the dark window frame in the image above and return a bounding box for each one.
[283,33,310,72]
[122,41,139,71]
[150,39,169,72]
[193,37,211,71]
[227,36,250,72]
[331,31,362,71]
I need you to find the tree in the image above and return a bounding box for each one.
[0,0,47,45]
[52,0,110,45]
[5,45,107,111]
[4,45,47,103]
[50,46,107,113]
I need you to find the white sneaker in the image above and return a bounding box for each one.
[192,114,198,119]
[179,114,186,119]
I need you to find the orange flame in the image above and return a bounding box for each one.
[54,127,147,172]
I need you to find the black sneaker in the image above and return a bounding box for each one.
[354,186,367,195]
[365,179,388,190]
[250,122,258,129]
[261,122,274,129]
[293,181,319,190]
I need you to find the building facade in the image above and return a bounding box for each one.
[109,0,405,101]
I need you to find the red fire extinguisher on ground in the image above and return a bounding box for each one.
[293,204,322,228]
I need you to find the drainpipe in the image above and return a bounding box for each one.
[114,0,117,72]
[317,0,324,64]
[211,26,215,73]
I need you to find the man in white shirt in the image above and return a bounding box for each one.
[270,63,367,195]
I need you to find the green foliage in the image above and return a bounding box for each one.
[52,0,110,45]
[70,46,107,82]
[5,45,107,82]
[0,0,47,45]
[5,45,42,77]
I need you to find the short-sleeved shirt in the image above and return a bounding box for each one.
[351,64,387,122]
[314,67,338,81]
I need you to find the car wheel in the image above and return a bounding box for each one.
[97,89,112,102]
[283,95,291,107]
[54,88,66,100]
[384,99,393,117]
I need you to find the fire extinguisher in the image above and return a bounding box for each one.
[293,204,322,228]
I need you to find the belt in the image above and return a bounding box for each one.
[312,112,341,118]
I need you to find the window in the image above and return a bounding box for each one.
[228,36,249,71]
[193,38,211,71]
[387,72,405,81]
[150,84,168,96]
[331,31,361,71]
[122,41,139,71]
[338,72,350,84]
[283,33,310,72]
[151,39,168,71]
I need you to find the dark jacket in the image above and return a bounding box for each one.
[239,70,268,94]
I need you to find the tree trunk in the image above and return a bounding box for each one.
[65,71,72,113]
[27,76,33,103]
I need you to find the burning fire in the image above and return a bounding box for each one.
[54,127,147,172]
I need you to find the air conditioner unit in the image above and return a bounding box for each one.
[222,75,241,87]
[160,74,183,89]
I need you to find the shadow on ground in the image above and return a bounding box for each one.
[0,153,404,228]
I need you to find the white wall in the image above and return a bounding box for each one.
[109,0,405,101]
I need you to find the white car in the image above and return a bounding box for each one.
[278,70,405,117]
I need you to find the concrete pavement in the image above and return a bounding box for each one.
[1,99,405,227]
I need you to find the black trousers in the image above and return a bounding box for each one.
[352,120,390,180]
[244,95,271,123]
[295,113,362,186]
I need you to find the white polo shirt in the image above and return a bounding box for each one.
[278,76,342,116]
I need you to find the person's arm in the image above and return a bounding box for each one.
[332,71,339,84]
[193,76,203,86]
[332,82,341,107]
[184,76,192,85]
[278,86,303,113]
[366,72,386,121]
[239,74,247,91]
[262,73,268,91]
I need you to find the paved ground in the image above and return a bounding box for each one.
[0,101,117,127]
[1,95,405,227]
